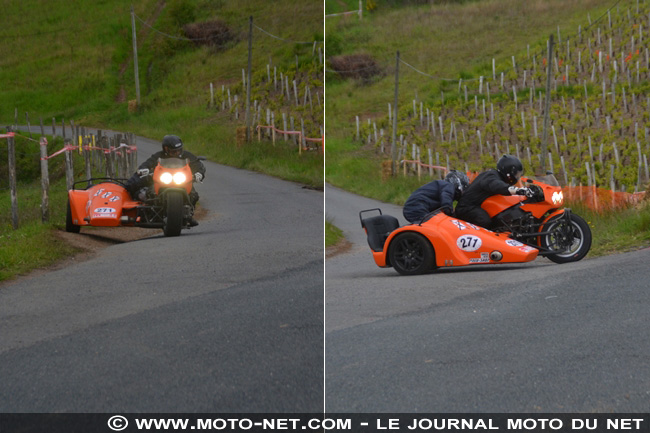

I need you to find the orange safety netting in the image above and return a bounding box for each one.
[563,186,647,212]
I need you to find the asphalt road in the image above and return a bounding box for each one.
[326,185,650,412]
[0,129,324,412]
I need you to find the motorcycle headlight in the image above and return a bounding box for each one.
[173,172,187,185]
[160,172,173,184]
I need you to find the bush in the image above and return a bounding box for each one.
[183,19,235,48]
[329,53,382,82]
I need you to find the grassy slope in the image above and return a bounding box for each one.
[1,0,323,185]
[0,0,323,282]
[326,0,617,189]
[325,0,650,254]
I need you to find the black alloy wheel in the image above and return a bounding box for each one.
[388,232,435,276]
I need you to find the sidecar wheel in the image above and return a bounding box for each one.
[163,192,184,237]
[388,232,435,276]
[65,199,81,233]
[541,213,592,263]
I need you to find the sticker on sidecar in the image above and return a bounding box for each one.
[93,189,105,197]
[450,220,482,231]
[457,235,482,252]
[469,252,491,263]
[101,192,113,199]
[506,239,524,247]
[451,220,467,230]
[109,195,120,202]
[93,207,116,217]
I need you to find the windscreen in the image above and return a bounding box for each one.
[158,157,188,169]
[533,174,560,186]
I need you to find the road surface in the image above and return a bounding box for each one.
[326,185,650,412]
[0,128,324,412]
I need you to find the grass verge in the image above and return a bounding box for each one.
[326,220,344,248]
[0,177,80,283]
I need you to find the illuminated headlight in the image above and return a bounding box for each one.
[173,172,187,185]
[552,191,564,205]
[160,172,173,184]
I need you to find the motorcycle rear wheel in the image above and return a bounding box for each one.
[541,213,591,263]
[388,232,435,275]
[163,191,184,237]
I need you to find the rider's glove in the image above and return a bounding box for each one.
[194,172,204,183]
[508,186,530,196]
[440,205,453,216]
[137,168,150,177]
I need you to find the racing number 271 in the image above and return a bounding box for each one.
[457,235,482,252]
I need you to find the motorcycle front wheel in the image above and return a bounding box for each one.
[163,191,184,237]
[540,213,592,263]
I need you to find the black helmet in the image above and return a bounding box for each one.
[445,169,470,200]
[162,135,183,157]
[497,155,523,185]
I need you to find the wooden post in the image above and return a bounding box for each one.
[541,34,554,173]
[245,16,253,143]
[38,135,50,223]
[391,51,400,176]
[355,115,359,141]
[300,117,306,155]
[131,6,141,105]
[105,137,114,179]
[25,112,32,138]
[84,135,92,182]
[64,139,74,191]
[7,133,19,229]
[293,80,299,105]
[39,120,50,223]
[552,125,559,154]
[284,113,289,141]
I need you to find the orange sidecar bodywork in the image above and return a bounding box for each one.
[370,212,538,269]
[68,182,140,228]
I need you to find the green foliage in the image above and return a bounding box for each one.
[325,33,344,57]
[168,0,196,28]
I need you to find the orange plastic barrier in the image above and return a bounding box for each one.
[563,186,646,212]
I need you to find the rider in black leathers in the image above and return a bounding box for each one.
[126,135,206,217]
[455,155,533,229]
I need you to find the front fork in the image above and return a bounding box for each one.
[161,189,194,222]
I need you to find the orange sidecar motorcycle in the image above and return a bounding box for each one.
[361,174,592,275]
[66,157,199,237]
